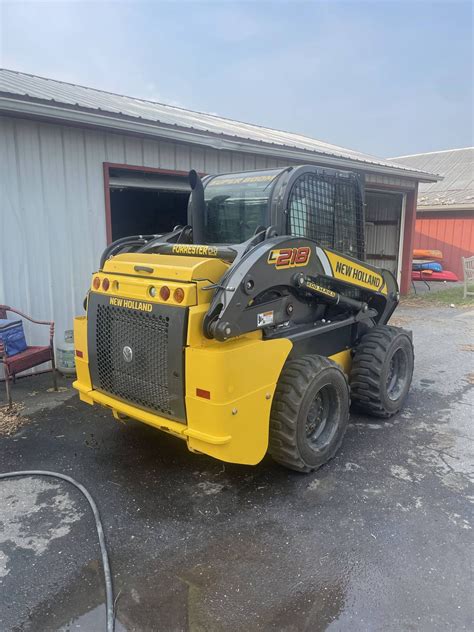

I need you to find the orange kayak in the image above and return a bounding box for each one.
[413,249,443,261]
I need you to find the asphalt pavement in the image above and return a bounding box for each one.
[0,304,472,632]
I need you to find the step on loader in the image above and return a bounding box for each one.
[73,165,414,472]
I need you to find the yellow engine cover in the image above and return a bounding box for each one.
[184,336,292,464]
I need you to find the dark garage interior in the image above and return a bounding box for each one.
[107,167,191,241]
[110,188,190,241]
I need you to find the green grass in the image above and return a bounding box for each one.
[403,285,474,307]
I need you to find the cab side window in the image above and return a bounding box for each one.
[288,173,364,259]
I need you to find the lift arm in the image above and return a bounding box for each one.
[203,236,398,341]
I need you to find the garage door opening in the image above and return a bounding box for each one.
[105,165,191,242]
[365,191,405,282]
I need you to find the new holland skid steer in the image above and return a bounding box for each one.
[73,165,414,472]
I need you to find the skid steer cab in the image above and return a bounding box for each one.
[73,165,414,472]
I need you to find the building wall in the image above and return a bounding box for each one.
[0,116,294,352]
[414,211,474,278]
[0,114,417,370]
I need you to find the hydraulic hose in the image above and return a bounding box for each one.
[0,470,114,632]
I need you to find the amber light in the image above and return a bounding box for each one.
[93,277,100,290]
[160,286,170,301]
[174,287,185,303]
[196,388,211,399]
[102,277,110,291]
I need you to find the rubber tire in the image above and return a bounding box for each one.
[269,355,350,473]
[350,325,414,418]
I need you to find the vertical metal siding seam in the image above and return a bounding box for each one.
[444,220,452,264]
[100,132,108,247]
[12,120,32,319]
[60,125,77,324]
[36,124,55,322]
[446,219,455,259]
[104,134,110,162]
[82,129,95,274]
[157,138,162,170]
[121,135,126,165]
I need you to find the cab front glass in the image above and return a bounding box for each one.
[203,169,283,244]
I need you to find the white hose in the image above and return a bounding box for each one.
[0,470,114,632]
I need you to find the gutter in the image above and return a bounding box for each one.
[0,96,439,183]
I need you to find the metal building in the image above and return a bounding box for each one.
[391,147,474,279]
[0,69,437,355]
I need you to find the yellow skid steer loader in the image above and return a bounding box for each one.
[74,166,414,472]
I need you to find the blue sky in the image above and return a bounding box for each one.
[1,0,472,157]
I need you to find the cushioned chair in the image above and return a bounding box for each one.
[0,305,57,407]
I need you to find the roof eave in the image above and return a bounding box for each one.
[0,96,439,182]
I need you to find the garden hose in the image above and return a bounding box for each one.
[0,470,114,632]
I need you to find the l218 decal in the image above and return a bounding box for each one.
[267,247,311,269]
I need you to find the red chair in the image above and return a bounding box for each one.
[0,305,58,407]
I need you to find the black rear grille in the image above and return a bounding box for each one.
[88,294,187,421]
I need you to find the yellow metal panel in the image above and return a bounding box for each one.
[325,250,388,295]
[187,305,213,347]
[73,316,88,358]
[185,388,272,464]
[102,252,229,283]
[328,349,352,375]
[73,316,92,390]
[185,337,292,464]
[186,337,287,403]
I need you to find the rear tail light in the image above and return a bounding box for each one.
[93,277,100,290]
[173,288,185,303]
[196,388,211,399]
[160,286,170,301]
[102,277,110,291]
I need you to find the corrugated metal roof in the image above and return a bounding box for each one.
[0,68,437,181]
[390,147,474,209]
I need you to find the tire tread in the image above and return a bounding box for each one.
[350,325,414,418]
[269,355,350,473]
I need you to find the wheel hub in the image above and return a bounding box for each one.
[305,385,338,450]
[386,347,409,401]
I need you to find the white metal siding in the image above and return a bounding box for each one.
[0,116,291,372]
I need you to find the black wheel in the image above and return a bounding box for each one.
[350,325,414,418]
[269,355,350,473]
